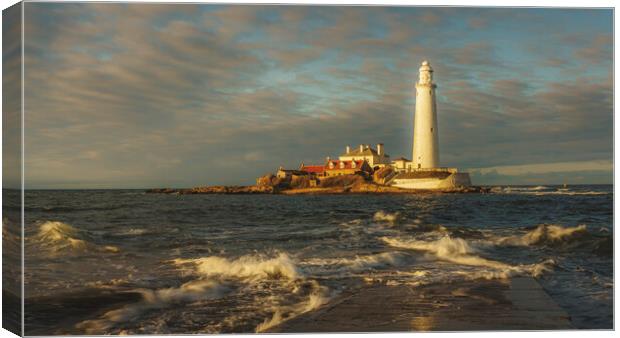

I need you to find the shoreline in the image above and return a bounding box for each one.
[146,184,490,195]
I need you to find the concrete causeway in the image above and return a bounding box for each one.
[269,277,573,332]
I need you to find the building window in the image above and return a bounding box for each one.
[431,128,433,133]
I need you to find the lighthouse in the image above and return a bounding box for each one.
[412,60,439,169]
[391,60,472,189]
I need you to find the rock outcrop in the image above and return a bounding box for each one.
[146,174,490,195]
[146,185,276,194]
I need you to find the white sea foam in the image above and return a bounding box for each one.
[508,186,548,191]
[496,224,587,246]
[340,219,362,226]
[301,252,407,275]
[34,221,119,254]
[381,235,554,279]
[373,211,402,224]
[255,280,330,332]
[170,253,335,332]
[172,253,302,281]
[380,236,506,267]
[501,186,546,193]
[455,260,554,280]
[76,280,228,334]
[119,228,149,236]
[77,253,320,334]
[530,191,609,196]
[496,186,608,196]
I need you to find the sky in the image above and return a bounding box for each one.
[12,3,613,188]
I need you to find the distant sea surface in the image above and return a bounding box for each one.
[15,185,613,334]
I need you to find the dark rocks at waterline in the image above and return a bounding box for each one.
[146,185,277,195]
[146,184,490,195]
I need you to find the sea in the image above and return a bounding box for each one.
[9,184,614,334]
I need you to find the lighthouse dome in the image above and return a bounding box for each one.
[419,60,433,72]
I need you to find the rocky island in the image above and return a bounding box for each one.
[148,61,483,196]
[146,170,489,195]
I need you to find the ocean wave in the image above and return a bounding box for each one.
[76,280,228,334]
[3,217,21,246]
[171,253,333,333]
[493,186,609,196]
[529,191,609,196]
[33,221,119,255]
[301,252,407,275]
[501,186,549,192]
[77,252,330,334]
[495,224,587,246]
[172,253,302,281]
[373,211,402,224]
[492,224,612,257]
[381,236,476,265]
[381,235,554,279]
[255,280,330,332]
[31,204,131,213]
[339,219,362,226]
[118,228,150,236]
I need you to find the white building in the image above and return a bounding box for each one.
[391,157,410,172]
[339,144,390,169]
[412,60,439,169]
[391,61,471,190]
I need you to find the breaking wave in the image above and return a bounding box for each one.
[381,235,554,279]
[492,186,609,196]
[255,280,330,332]
[76,280,228,334]
[172,252,302,281]
[500,186,549,192]
[492,224,612,257]
[301,252,408,275]
[373,211,402,224]
[33,221,119,254]
[496,224,588,246]
[172,253,330,333]
[76,252,329,334]
[531,191,609,196]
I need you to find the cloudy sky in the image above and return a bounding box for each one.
[19,3,613,188]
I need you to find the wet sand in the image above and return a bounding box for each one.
[269,277,573,332]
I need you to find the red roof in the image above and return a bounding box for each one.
[325,160,366,170]
[300,165,325,174]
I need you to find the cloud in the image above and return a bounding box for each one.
[574,34,613,65]
[470,169,612,186]
[468,17,487,29]
[438,75,612,172]
[470,159,612,176]
[3,3,22,188]
[419,12,441,25]
[20,4,613,188]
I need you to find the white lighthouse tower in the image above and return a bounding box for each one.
[390,60,472,190]
[412,60,439,169]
